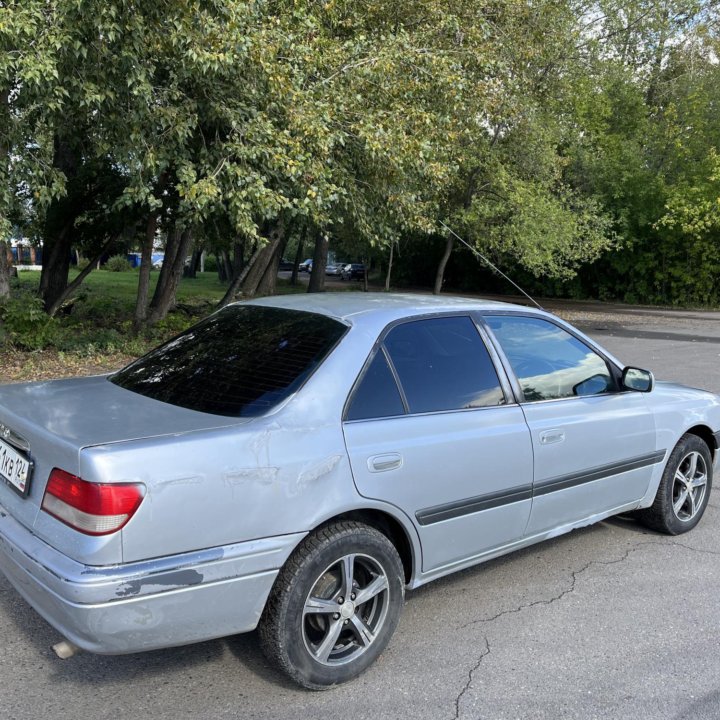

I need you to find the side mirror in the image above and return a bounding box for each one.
[622,367,654,393]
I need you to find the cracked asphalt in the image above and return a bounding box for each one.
[2,302,720,720]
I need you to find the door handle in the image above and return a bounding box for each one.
[539,429,565,445]
[367,453,403,473]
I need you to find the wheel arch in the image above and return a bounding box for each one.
[684,424,717,459]
[312,509,417,585]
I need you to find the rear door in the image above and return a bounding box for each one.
[342,314,534,573]
[484,314,659,536]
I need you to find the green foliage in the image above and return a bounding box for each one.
[0,294,55,350]
[1,270,226,353]
[104,255,132,272]
[2,1,720,307]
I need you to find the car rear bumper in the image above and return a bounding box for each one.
[0,503,305,654]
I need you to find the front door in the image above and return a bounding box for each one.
[484,314,659,536]
[342,315,534,573]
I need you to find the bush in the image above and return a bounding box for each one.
[204,254,218,272]
[0,294,56,350]
[105,255,132,272]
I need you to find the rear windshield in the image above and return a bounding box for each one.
[110,305,347,417]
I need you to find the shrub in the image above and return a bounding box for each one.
[105,255,132,272]
[0,295,56,350]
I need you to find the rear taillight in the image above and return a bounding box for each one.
[41,468,145,536]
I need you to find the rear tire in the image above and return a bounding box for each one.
[636,434,712,535]
[259,521,405,690]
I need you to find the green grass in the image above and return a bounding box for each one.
[3,267,314,355]
[3,269,233,355]
[14,268,229,306]
[0,266,371,382]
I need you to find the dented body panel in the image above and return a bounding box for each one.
[0,501,303,652]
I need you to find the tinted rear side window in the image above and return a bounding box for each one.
[383,316,505,414]
[345,350,406,421]
[110,306,347,417]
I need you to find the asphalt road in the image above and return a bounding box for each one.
[2,302,720,720]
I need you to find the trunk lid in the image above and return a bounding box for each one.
[0,375,246,564]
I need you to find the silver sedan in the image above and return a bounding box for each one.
[0,293,717,689]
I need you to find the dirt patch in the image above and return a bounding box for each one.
[0,349,133,384]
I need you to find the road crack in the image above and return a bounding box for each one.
[450,537,720,719]
[453,637,490,720]
[459,544,638,631]
[460,537,720,632]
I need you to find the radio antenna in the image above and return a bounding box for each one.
[438,221,545,311]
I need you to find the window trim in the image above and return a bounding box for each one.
[342,312,516,423]
[478,311,623,405]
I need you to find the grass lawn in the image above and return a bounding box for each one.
[0,269,293,383]
[0,265,371,383]
[14,268,230,307]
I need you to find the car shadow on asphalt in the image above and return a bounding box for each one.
[403,513,656,606]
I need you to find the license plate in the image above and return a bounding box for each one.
[0,438,32,496]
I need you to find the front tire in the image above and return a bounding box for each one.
[636,433,713,535]
[259,521,405,689]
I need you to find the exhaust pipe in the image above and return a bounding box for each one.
[52,640,81,659]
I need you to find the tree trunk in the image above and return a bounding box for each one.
[217,249,230,282]
[186,248,200,278]
[40,137,81,312]
[232,238,245,276]
[384,241,395,291]
[216,243,263,309]
[47,235,115,317]
[239,221,284,297]
[434,235,454,295]
[146,227,193,326]
[290,231,305,286]
[149,225,181,310]
[40,222,74,311]
[256,233,288,296]
[307,232,328,293]
[0,242,10,299]
[133,204,162,332]
[0,88,10,298]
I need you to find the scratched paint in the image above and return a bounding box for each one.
[290,455,342,497]
[153,475,204,492]
[223,467,279,486]
[115,569,204,598]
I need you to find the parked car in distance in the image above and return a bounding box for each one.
[278,258,294,272]
[299,258,313,272]
[0,293,718,690]
[325,262,346,276]
[341,263,366,280]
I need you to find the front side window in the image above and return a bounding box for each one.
[111,306,347,417]
[486,315,614,402]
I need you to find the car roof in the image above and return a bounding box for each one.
[243,292,536,324]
